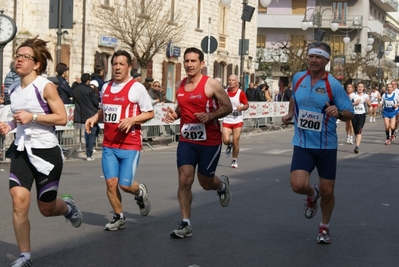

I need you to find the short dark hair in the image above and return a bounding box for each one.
[81,73,91,84]
[184,47,204,62]
[94,65,104,74]
[111,50,132,65]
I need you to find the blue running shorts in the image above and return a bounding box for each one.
[176,141,221,177]
[102,147,140,186]
[290,146,337,180]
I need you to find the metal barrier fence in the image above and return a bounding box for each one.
[0,101,289,162]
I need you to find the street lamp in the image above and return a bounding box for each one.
[221,0,271,88]
[368,34,395,90]
[342,26,374,53]
[301,7,339,41]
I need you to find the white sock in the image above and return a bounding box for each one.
[320,223,329,228]
[182,218,191,226]
[119,212,124,219]
[218,182,226,192]
[310,187,318,201]
[21,252,31,260]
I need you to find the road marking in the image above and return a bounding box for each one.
[343,153,377,159]
[391,155,399,161]
[264,149,292,154]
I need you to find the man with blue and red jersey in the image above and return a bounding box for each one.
[165,47,232,238]
[85,50,154,231]
[222,74,249,168]
[282,42,354,244]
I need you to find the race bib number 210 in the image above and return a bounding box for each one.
[103,104,122,123]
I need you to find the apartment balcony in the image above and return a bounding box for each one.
[257,14,303,29]
[371,0,398,12]
[258,13,380,31]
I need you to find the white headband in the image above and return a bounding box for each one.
[308,48,330,59]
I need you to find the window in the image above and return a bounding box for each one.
[258,0,267,13]
[332,1,348,26]
[197,0,201,29]
[290,35,305,49]
[257,34,266,48]
[170,0,175,23]
[140,0,146,15]
[219,4,228,35]
[329,35,345,55]
[292,0,306,15]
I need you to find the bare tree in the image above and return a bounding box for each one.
[93,0,184,75]
[274,40,309,80]
[259,41,309,83]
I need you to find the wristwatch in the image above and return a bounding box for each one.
[32,113,38,122]
[338,110,344,120]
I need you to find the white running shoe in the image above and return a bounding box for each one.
[373,117,376,123]
[369,117,373,123]
[62,194,83,228]
[104,213,125,231]
[349,137,353,145]
[231,159,238,168]
[346,137,350,144]
[135,184,151,216]
[218,175,231,207]
[225,144,232,158]
[10,256,33,267]
[170,221,192,238]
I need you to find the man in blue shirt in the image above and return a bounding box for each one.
[282,42,354,244]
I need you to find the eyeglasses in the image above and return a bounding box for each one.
[153,85,160,87]
[13,53,37,62]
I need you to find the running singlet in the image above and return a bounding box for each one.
[370,91,379,105]
[292,70,354,149]
[102,79,142,150]
[353,93,369,115]
[176,75,221,146]
[382,92,398,112]
[223,88,247,124]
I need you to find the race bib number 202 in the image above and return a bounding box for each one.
[298,109,323,132]
[181,123,207,141]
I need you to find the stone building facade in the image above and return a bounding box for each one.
[1,0,260,100]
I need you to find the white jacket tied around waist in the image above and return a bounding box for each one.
[10,76,63,175]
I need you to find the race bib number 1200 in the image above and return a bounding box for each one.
[181,123,207,141]
[103,104,122,123]
[298,109,323,132]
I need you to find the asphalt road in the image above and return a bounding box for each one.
[0,119,398,267]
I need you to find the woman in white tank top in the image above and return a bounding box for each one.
[369,87,381,123]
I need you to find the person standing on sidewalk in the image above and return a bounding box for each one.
[73,73,99,161]
[282,41,354,244]
[0,36,83,267]
[85,50,154,231]
[222,74,249,168]
[165,47,232,238]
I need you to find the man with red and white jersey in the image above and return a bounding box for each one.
[165,47,232,238]
[222,74,249,168]
[85,50,154,231]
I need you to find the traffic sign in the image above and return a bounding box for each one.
[201,36,218,54]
